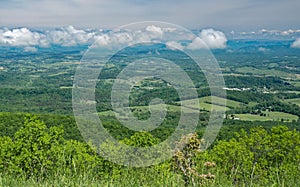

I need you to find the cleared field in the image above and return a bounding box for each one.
[48,71,68,77]
[292,82,300,87]
[98,104,199,117]
[235,111,298,122]
[98,96,243,116]
[200,96,242,108]
[285,98,300,107]
[180,99,228,112]
[130,104,198,113]
[179,96,243,112]
[248,102,258,107]
[236,67,293,78]
[281,91,300,94]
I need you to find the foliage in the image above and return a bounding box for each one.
[0,115,299,186]
[211,126,300,186]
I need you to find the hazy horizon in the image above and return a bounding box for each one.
[0,0,299,31]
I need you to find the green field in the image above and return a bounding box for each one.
[98,96,243,116]
[288,81,300,87]
[179,96,243,112]
[285,98,300,107]
[295,82,300,87]
[201,96,242,108]
[236,67,294,78]
[98,104,198,118]
[235,111,298,122]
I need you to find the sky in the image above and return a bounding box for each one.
[0,0,299,30]
[1,0,300,51]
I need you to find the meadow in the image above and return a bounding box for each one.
[285,98,300,107]
[235,111,298,122]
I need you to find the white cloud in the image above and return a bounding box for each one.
[259,29,300,36]
[94,34,111,46]
[0,26,99,49]
[258,47,269,52]
[47,26,96,46]
[93,25,193,49]
[0,26,228,50]
[93,32,134,48]
[187,37,206,50]
[24,46,38,52]
[291,38,300,48]
[187,29,227,49]
[166,41,184,50]
[281,29,294,36]
[145,25,164,37]
[94,26,169,48]
[199,29,227,49]
[0,27,49,47]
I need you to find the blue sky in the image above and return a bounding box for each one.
[0,0,299,30]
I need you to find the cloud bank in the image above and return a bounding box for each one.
[291,38,300,48]
[226,29,300,40]
[0,27,49,47]
[46,26,96,46]
[0,26,228,51]
[188,29,227,49]
[259,29,300,36]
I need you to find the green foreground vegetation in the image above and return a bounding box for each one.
[0,115,299,187]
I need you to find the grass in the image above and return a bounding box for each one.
[98,96,244,116]
[179,96,243,112]
[295,82,300,87]
[98,104,199,118]
[281,90,300,94]
[248,102,258,107]
[236,67,294,78]
[285,98,300,107]
[201,96,242,108]
[0,167,298,187]
[288,81,300,88]
[235,111,298,122]
[48,71,68,77]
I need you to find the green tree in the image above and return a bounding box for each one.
[12,116,64,179]
[122,131,160,147]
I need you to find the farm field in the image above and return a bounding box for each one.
[179,96,243,112]
[288,80,300,87]
[285,98,300,107]
[98,96,243,117]
[235,67,294,78]
[98,104,199,117]
[235,111,298,122]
